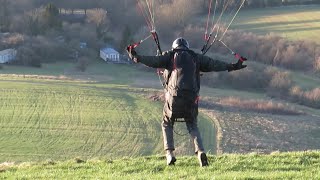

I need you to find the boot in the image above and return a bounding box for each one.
[198,151,209,167]
[166,150,176,165]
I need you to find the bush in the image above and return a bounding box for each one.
[156,0,202,40]
[201,64,280,91]
[314,56,320,73]
[289,86,303,102]
[209,30,318,72]
[267,71,293,98]
[289,86,320,108]
[15,46,42,67]
[75,56,90,72]
[303,88,320,108]
[218,97,302,115]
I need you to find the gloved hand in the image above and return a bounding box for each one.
[227,56,247,72]
[126,46,139,63]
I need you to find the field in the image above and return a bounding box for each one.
[0,63,216,163]
[233,5,320,42]
[1,151,320,179]
[1,61,320,164]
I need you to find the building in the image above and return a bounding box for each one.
[100,47,120,62]
[0,49,17,64]
[79,42,87,49]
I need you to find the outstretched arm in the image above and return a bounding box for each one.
[136,54,170,69]
[198,54,246,72]
[198,54,230,72]
[126,48,170,69]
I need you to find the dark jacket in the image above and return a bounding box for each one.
[135,49,231,120]
[136,49,230,73]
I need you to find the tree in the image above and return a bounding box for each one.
[16,45,42,67]
[42,3,62,30]
[315,57,320,73]
[86,8,109,39]
[75,56,90,72]
[0,0,10,32]
[157,0,201,35]
[119,25,133,53]
[25,9,42,36]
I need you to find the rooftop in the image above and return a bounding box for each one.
[101,47,119,54]
[0,49,16,56]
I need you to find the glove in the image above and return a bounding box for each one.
[126,45,139,63]
[227,57,247,72]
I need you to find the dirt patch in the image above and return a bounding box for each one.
[0,162,14,173]
[0,74,73,80]
[67,74,113,82]
[201,96,304,115]
[0,73,115,83]
[147,92,165,102]
[202,107,320,154]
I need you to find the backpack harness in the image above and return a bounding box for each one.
[163,49,201,123]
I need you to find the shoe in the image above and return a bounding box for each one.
[198,152,209,167]
[166,150,176,165]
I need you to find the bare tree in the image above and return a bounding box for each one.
[157,0,201,35]
[315,56,320,73]
[25,9,43,35]
[87,8,109,39]
[75,56,90,72]
[0,0,10,32]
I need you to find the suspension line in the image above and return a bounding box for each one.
[219,0,246,41]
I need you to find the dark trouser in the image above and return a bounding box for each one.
[162,115,205,153]
[162,93,204,153]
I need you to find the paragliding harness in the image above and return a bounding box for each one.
[162,49,200,123]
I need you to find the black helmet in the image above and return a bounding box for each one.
[172,37,189,50]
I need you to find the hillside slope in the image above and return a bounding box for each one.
[234,5,320,42]
[0,75,216,163]
[1,61,320,160]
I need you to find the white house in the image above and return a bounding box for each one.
[0,49,17,64]
[100,47,120,62]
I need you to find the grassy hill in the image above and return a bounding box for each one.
[233,5,320,42]
[1,61,320,162]
[0,64,216,163]
[1,151,320,179]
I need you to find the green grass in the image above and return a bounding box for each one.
[233,5,320,42]
[0,75,216,163]
[291,71,320,90]
[0,61,159,85]
[1,151,320,179]
[1,60,319,178]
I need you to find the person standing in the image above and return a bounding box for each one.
[127,37,247,166]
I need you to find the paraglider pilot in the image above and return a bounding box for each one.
[126,37,247,167]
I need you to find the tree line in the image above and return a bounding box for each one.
[1,0,320,70]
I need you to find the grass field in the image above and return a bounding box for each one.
[233,5,320,42]
[0,61,158,86]
[0,70,216,163]
[1,59,320,162]
[1,151,320,179]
